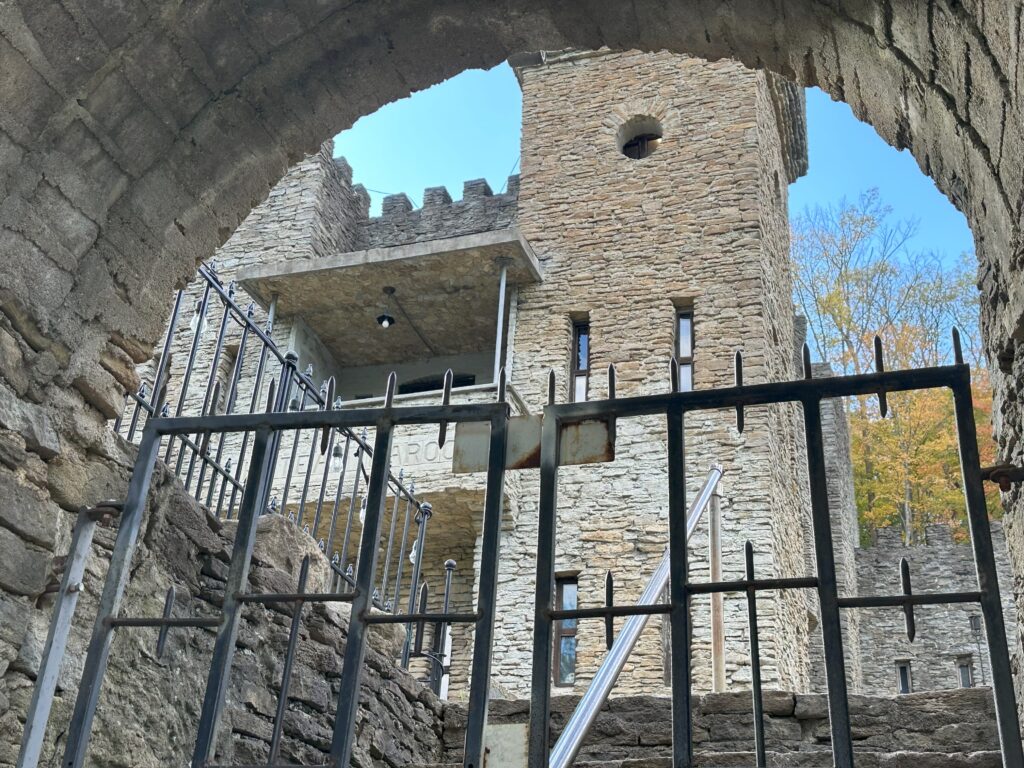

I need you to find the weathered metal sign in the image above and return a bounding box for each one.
[451,415,615,473]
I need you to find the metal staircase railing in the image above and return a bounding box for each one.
[548,464,724,768]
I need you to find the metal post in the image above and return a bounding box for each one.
[666,405,693,768]
[802,396,854,768]
[492,258,509,385]
[62,430,162,768]
[402,503,432,667]
[951,377,1024,764]
[328,416,395,765]
[744,542,766,768]
[268,555,311,764]
[18,504,116,768]
[463,410,509,768]
[192,428,276,764]
[527,409,560,768]
[709,486,725,693]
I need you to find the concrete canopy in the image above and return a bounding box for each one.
[238,228,540,366]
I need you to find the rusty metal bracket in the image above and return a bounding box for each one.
[981,464,1024,492]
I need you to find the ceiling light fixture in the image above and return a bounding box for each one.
[377,286,397,329]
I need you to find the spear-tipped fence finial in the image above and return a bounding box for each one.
[952,326,964,365]
[384,371,397,408]
[874,335,888,418]
[607,364,616,400]
[438,368,453,447]
[900,557,916,642]
[670,356,680,393]
[735,351,745,433]
[802,343,813,380]
[548,369,556,405]
[321,377,336,454]
[497,367,507,403]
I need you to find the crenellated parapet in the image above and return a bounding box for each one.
[357,175,520,250]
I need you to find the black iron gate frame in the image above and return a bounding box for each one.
[58,381,509,768]
[527,348,1023,768]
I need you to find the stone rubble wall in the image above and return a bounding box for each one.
[442,687,1003,764]
[855,522,1017,695]
[0,442,447,767]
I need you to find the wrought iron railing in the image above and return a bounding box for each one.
[110,263,451,664]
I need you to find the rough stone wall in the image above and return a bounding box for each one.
[495,49,812,698]
[0,438,446,767]
[854,522,1017,695]
[444,688,1003,763]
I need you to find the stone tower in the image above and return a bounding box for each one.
[489,49,814,694]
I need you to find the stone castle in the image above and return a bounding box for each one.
[126,49,1016,704]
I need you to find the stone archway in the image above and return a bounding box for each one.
[1,0,1023,725]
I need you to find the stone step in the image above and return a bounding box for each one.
[413,751,1003,768]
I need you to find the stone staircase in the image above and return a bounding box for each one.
[425,688,1004,767]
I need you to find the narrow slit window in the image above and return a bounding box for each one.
[554,576,578,686]
[676,310,694,392]
[572,322,590,402]
[956,657,975,688]
[896,661,912,694]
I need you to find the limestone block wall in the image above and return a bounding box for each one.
[854,522,1017,694]
[0,440,447,767]
[494,49,813,698]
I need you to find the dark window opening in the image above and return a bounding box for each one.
[896,661,912,694]
[572,322,590,402]
[957,657,975,688]
[676,310,694,392]
[398,372,475,396]
[622,133,661,159]
[554,576,578,686]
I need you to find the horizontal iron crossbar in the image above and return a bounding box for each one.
[143,401,509,436]
[235,591,357,604]
[107,616,220,629]
[838,591,981,608]
[364,611,479,625]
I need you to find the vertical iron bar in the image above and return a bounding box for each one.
[125,386,146,443]
[527,408,560,768]
[463,410,509,768]
[192,428,276,765]
[265,354,297,514]
[267,555,311,765]
[166,280,212,463]
[278,384,308,515]
[325,433,353,555]
[391,492,416,613]
[666,404,693,768]
[951,376,1024,764]
[802,395,854,768]
[433,558,457,696]
[294,394,324,527]
[151,288,185,416]
[328,418,395,765]
[492,258,509,384]
[710,486,725,693]
[339,437,366,572]
[227,342,272,518]
[18,508,101,768]
[206,312,253,508]
[312,427,337,534]
[745,542,766,768]
[380,473,404,605]
[182,300,231,482]
[62,429,162,768]
[402,503,432,667]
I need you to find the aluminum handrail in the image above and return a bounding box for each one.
[549,464,725,768]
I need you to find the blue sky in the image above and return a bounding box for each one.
[334,62,974,260]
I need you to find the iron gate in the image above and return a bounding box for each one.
[17,334,1024,768]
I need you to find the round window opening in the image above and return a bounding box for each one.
[618,115,663,160]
